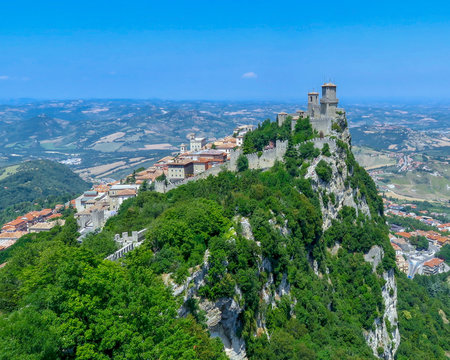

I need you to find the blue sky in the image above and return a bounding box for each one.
[0,1,449,101]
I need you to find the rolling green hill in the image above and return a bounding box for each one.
[0,160,90,224]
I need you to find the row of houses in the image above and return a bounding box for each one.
[74,127,253,232]
[74,183,139,231]
[384,199,450,233]
[1,125,256,252]
[390,236,447,276]
[147,126,254,182]
[0,206,66,251]
[395,230,449,248]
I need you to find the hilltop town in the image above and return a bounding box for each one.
[0,83,448,360]
[1,83,448,281]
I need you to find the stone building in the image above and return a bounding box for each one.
[168,160,194,179]
[423,258,445,275]
[189,133,206,152]
[277,82,346,135]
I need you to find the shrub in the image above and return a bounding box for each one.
[332,122,342,132]
[329,192,336,205]
[237,155,249,172]
[322,143,331,156]
[315,160,332,182]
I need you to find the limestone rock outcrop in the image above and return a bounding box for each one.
[364,246,400,359]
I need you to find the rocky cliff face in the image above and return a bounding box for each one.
[168,246,248,360]
[305,140,370,230]
[165,121,398,359]
[364,246,400,359]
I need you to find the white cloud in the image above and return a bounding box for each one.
[242,72,257,79]
[0,75,9,80]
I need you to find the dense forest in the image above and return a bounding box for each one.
[0,160,90,224]
[0,119,448,359]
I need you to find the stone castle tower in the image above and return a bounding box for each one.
[277,82,345,136]
[320,83,338,117]
[307,91,320,118]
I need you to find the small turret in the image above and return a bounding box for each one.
[307,92,319,118]
[180,143,188,153]
[277,112,288,126]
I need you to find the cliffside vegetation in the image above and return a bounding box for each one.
[0,160,90,224]
[396,272,450,359]
[242,116,316,155]
[0,119,448,359]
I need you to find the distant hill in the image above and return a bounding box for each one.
[0,160,90,223]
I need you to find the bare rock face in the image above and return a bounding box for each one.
[172,249,248,360]
[200,298,247,360]
[364,247,400,359]
[304,142,371,230]
[238,216,254,240]
[364,245,384,272]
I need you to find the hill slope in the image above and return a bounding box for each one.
[0,160,90,223]
[0,118,448,360]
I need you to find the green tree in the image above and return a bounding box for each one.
[315,160,332,182]
[437,244,450,263]
[237,155,249,172]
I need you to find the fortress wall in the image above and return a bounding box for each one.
[105,241,143,261]
[295,137,337,152]
[155,139,287,193]
[310,116,332,135]
[228,148,242,172]
[155,164,227,193]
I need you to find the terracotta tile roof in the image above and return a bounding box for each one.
[1,225,15,232]
[193,158,211,164]
[391,243,401,251]
[21,213,37,221]
[436,237,449,245]
[169,159,193,166]
[93,185,110,192]
[116,189,136,196]
[0,232,26,240]
[215,143,236,149]
[6,218,27,227]
[396,232,412,239]
[47,213,62,220]
[423,258,444,268]
[39,209,53,217]
[156,156,175,164]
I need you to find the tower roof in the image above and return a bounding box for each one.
[322,82,336,87]
[308,92,319,95]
